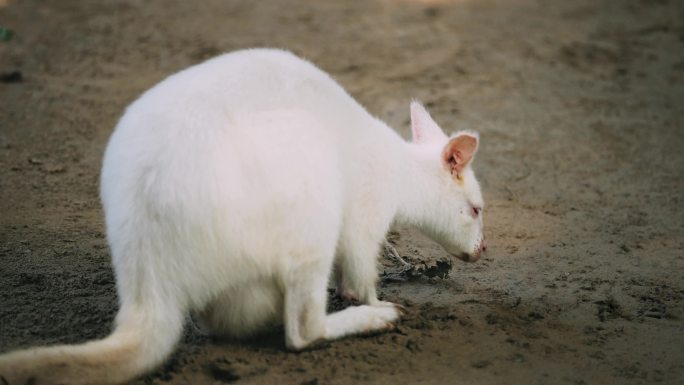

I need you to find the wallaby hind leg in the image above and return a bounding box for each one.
[197,282,283,339]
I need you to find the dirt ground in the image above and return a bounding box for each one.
[1,0,683,384]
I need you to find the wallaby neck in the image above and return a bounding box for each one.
[393,141,444,229]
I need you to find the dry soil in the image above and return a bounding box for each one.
[1,0,683,384]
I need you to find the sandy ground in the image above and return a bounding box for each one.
[1,0,683,384]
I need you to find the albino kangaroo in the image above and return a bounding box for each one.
[0,49,486,385]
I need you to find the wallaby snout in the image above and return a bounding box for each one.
[452,237,487,263]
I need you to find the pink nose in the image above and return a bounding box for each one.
[468,239,487,262]
[452,238,487,263]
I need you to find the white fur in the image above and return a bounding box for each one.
[0,48,485,385]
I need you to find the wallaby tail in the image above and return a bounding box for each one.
[0,302,184,385]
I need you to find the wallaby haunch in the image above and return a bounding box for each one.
[0,49,486,385]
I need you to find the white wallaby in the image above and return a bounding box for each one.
[0,48,486,385]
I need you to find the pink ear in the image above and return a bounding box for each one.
[410,101,446,143]
[442,133,478,176]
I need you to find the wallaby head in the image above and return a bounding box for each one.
[408,101,486,262]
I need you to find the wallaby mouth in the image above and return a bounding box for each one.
[452,252,480,263]
[451,240,486,263]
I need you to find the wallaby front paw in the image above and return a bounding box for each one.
[370,303,403,330]
[370,298,403,310]
[393,303,407,317]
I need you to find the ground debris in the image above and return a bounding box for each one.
[207,359,241,383]
[381,241,452,281]
[382,259,452,282]
[0,71,22,83]
[596,297,623,322]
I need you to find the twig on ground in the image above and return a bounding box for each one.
[383,241,411,269]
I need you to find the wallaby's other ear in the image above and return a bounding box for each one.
[410,101,447,144]
[442,132,479,176]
